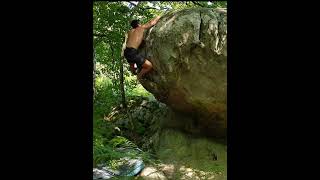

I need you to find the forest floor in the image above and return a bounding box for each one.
[93,77,226,179]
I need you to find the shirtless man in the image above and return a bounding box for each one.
[124,16,161,79]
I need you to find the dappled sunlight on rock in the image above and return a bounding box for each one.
[140,166,167,180]
[139,162,223,179]
[149,129,227,179]
[138,8,227,137]
[159,15,176,32]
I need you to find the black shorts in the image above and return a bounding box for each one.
[124,47,146,69]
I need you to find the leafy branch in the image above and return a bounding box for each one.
[192,1,205,7]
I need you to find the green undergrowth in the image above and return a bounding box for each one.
[93,76,227,179]
[93,76,159,167]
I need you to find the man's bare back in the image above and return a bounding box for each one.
[126,27,145,49]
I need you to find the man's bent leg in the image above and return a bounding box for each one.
[130,63,137,75]
[138,59,153,79]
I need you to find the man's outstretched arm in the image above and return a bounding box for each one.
[141,16,161,29]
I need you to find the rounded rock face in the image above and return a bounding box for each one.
[138,8,227,137]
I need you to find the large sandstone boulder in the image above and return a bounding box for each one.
[138,8,227,137]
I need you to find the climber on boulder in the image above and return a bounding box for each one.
[124,16,161,79]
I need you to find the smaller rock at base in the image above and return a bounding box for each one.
[93,168,113,179]
[158,164,175,179]
[139,166,167,180]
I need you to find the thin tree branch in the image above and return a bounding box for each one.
[93,33,107,37]
[121,33,128,57]
[192,1,205,7]
[142,7,158,10]
[127,1,159,17]
[129,1,141,17]
[126,1,137,7]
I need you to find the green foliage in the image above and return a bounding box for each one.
[93,76,118,117]
[93,136,122,165]
[93,76,156,166]
[109,136,138,149]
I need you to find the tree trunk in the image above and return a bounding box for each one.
[119,59,126,109]
[121,33,134,129]
[93,47,96,99]
[120,33,128,109]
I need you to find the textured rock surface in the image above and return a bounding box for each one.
[140,167,168,180]
[138,8,227,137]
[102,99,227,179]
[153,129,227,179]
